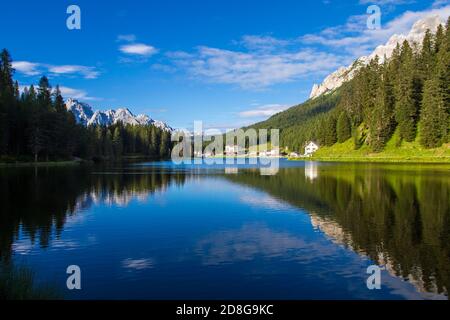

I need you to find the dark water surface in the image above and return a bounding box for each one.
[1,160,449,299]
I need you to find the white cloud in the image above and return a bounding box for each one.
[159,3,449,90]
[433,0,450,8]
[19,85,99,101]
[59,86,99,101]
[13,61,100,79]
[48,65,99,79]
[359,0,416,5]
[239,104,289,118]
[12,61,41,76]
[119,43,158,56]
[238,35,290,51]
[301,4,450,58]
[169,46,344,89]
[117,34,137,42]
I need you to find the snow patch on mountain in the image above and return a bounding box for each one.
[65,98,173,131]
[309,15,445,99]
[65,98,94,126]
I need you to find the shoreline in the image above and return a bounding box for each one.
[289,156,450,164]
[0,160,85,167]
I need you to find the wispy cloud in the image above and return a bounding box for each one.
[13,61,100,79]
[59,86,100,101]
[117,34,137,42]
[359,0,416,6]
[149,2,449,90]
[12,61,41,76]
[48,65,100,79]
[301,4,450,58]
[239,104,289,118]
[119,43,158,56]
[432,0,450,8]
[237,35,290,52]
[168,46,344,89]
[117,34,158,63]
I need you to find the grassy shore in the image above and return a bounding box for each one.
[291,132,450,164]
[0,265,62,300]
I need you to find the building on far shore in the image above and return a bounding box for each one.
[304,142,319,157]
[225,145,244,155]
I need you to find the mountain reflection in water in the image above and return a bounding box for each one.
[1,161,449,299]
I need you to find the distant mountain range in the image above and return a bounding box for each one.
[65,98,173,131]
[309,15,444,99]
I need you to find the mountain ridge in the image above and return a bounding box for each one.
[247,13,450,154]
[309,14,445,99]
[65,98,173,131]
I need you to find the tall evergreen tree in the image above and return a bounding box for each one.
[113,126,123,158]
[370,65,396,152]
[159,130,169,158]
[37,76,52,108]
[419,78,446,148]
[418,30,435,81]
[323,115,337,146]
[104,129,113,159]
[434,18,450,143]
[150,126,159,156]
[0,49,14,96]
[395,41,419,142]
[336,111,351,143]
[0,49,15,155]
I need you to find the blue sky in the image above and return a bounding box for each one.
[1,0,449,129]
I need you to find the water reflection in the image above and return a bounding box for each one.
[0,166,187,262]
[305,161,318,181]
[225,164,450,298]
[1,162,449,299]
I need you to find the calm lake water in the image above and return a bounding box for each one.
[1,159,449,300]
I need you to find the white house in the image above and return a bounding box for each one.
[225,145,241,155]
[304,142,319,156]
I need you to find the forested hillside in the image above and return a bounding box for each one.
[248,18,450,154]
[0,50,172,163]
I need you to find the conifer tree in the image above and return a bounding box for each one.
[113,126,123,158]
[159,130,169,158]
[418,30,435,81]
[323,115,337,146]
[150,126,159,156]
[54,85,65,113]
[370,66,396,152]
[395,41,419,142]
[336,111,351,143]
[0,49,14,96]
[37,76,52,108]
[104,129,113,159]
[433,18,450,143]
[419,78,446,148]
[435,24,445,55]
[0,49,14,155]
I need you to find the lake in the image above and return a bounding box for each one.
[1,159,449,300]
